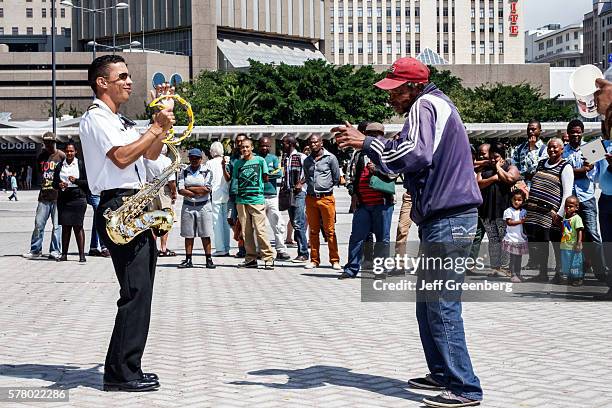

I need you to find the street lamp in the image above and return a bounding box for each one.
[87,40,141,51]
[60,0,129,59]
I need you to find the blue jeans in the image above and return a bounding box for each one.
[344,203,393,276]
[416,211,483,401]
[212,201,230,253]
[599,194,612,282]
[579,196,607,278]
[87,194,106,250]
[288,191,308,257]
[29,200,61,254]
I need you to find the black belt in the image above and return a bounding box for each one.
[307,191,333,198]
[183,200,209,206]
[100,188,138,201]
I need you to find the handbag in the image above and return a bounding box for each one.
[278,188,295,211]
[369,175,395,195]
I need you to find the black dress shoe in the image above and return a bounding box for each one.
[143,373,159,381]
[178,259,193,269]
[338,272,355,280]
[103,378,160,392]
[205,257,216,269]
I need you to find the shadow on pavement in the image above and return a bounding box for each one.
[229,365,426,402]
[0,363,103,390]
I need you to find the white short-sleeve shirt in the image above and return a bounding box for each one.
[79,98,146,195]
[503,207,527,243]
[144,154,175,183]
[59,157,80,187]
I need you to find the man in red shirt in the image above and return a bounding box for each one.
[339,122,397,279]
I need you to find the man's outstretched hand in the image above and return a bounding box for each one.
[332,121,366,150]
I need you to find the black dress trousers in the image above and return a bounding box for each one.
[96,190,158,383]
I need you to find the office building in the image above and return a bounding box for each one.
[0,0,72,51]
[583,0,612,69]
[525,23,583,67]
[326,0,525,66]
[71,0,327,74]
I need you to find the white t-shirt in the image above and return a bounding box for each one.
[59,158,80,187]
[79,98,146,195]
[144,154,175,183]
[206,156,229,203]
[503,207,527,243]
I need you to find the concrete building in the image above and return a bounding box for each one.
[70,0,326,75]
[583,0,612,69]
[326,0,525,66]
[525,23,583,67]
[0,0,72,51]
[0,51,190,121]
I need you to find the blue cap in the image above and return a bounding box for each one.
[188,148,202,158]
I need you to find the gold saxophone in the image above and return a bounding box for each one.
[104,95,194,245]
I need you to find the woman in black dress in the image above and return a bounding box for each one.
[52,142,89,263]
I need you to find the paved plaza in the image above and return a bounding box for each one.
[0,190,611,407]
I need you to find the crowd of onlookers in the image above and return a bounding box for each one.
[473,118,611,289]
[15,118,612,294]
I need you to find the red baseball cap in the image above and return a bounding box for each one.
[374,57,430,90]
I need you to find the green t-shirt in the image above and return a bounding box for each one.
[560,214,584,250]
[262,153,281,197]
[231,156,269,205]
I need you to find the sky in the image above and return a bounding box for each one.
[523,0,592,30]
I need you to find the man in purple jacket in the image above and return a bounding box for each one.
[334,57,483,408]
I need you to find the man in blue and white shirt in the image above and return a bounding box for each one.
[562,119,607,282]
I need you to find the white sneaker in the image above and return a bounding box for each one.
[22,252,43,259]
[304,262,318,269]
[332,262,342,270]
[49,251,61,260]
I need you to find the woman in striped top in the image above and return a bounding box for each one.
[524,138,574,282]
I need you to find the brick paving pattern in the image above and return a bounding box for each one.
[0,190,611,407]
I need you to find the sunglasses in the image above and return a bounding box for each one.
[105,72,131,82]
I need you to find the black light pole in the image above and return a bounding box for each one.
[51,0,57,135]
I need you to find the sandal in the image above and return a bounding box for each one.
[158,249,177,257]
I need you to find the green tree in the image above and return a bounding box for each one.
[224,84,260,125]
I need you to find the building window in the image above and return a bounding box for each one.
[377,23,382,32]
[574,31,579,40]
[27,27,33,35]
[396,8,401,17]
[377,40,382,53]
[368,41,373,54]
[415,7,420,17]
[396,23,401,31]
[387,23,392,32]
[489,25,494,33]
[479,8,484,18]
[386,42,392,53]
[0,8,3,17]
[42,27,47,35]
[498,21,503,33]
[330,24,334,33]
[405,8,410,17]
[386,8,391,17]
[338,8,343,17]
[61,8,65,18]
[367,23,372,33]
[488,8,494,18]
[489,41,494,54]
[415,41,420,53]
[539,43,544,51]
[470,8,475,18]
[358,8,363,17]
[443,41,449,54]
[443,23,448,32]
[0,28,3,35]
[471,23,475,32]
[358,23,363,32]
[480,41,485,54]
[406,22,410,32]
[377,7,382,17]
[348,42,353,54]
[12,27,18,35]
[338,24,343,33]
[330,6,333,17]
[471,42,476,54]
[358,41,363,53]
[348,23,353,33]
[42,8,47,17]
[367,7,372,17]
[480,23,484,32]
[415,23,420,33]
[26,8,33,17]
[566,33,570,41]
